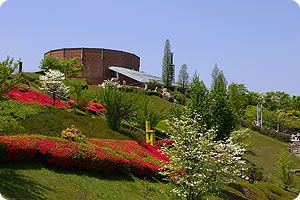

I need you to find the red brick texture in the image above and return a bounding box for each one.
[44,48,140,85]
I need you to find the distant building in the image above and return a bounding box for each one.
[44,48,140,85]
[44,47,176,89]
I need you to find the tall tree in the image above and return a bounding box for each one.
[162,39,174,88]
[0,56,22,100]
[210,67,236,140]
[177,64,189,93]
[188,71,211,127]
[228,83,249,116]
[39,56,84,78]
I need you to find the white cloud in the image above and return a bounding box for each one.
[293,0,300,7]
[0,0,7,7]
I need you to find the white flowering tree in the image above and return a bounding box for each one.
[40,69,69,105]
[160,111,245,199]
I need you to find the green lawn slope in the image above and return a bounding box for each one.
[244,129,300,188]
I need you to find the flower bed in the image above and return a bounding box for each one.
[3,86,68,108]
[0,135,167,176]
[68,99,106,113]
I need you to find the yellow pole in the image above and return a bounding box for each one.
[145,121,155,145]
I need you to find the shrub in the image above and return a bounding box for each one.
[0,100,42,132]
[0,56,22,100]
[277,151,296,190]
[99,80,136,131]
[146,80,160,90]
[250,126,290,142]
[0,135,165,176]
[246,164,264,184]
[134,95,162,130]
[170,91,189,105]
[61,125,87,143]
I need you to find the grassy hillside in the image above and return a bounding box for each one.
[0,160,171,200]
[3,107,138,140]
[244,129,300,188]
[0,160,297,200]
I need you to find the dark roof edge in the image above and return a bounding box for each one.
[44,47,139,57]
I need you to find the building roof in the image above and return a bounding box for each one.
[109,66,165,85]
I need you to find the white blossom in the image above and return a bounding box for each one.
[159,110,246,199]
[39,69,69,99]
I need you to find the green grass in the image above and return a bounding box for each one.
[0,160,172,200]
[148,95,172,113]
[4,107,132,140]
[214,181,298,200]
[0,160,297,200]
[244,129,300,188]
[23,72,42,80]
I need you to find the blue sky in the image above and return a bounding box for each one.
[0,0,299,96]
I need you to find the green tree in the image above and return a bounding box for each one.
[228,83,249,116]
[277,151,296,190]
[263,91,291,111]
[134,94,161,129]
[39,56,60,70]
[291,96,300,110]
[162,39,174,88]
[177,64,189,94]
[39,56,84,78]
[247,91,263,106]
[0,56,22,100]
[160,110,245,199]
[188,71,211,127]
[210,67,236,140]
[99,80,135,131]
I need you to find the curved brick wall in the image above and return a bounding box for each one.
[44,48,140,85]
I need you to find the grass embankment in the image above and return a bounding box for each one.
[0,160,297,200]
[0,161,171,200]
[5,107,135,140]
[244,129,300,188]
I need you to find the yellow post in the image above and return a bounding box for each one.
[145,121,155,146]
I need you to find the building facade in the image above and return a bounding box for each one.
[44,48,140,85]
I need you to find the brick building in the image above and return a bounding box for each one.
[44,48,141,85]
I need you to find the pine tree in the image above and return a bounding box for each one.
[177,64,189,93]
[162,39,174,88]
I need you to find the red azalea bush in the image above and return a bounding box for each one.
[87,102,106,113]
[67,98,106,113]
[0,135,168,176]
[155,140,174,147]
[3,86,68,108]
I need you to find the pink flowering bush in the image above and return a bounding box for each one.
[3,86,68,108]
[0,135,169,176]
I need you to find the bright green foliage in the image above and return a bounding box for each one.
[146,80,160,90]
[99,80,136,131]
[264,91,291,111]
[177,64,189,93]
[162,39,174,88]
[228,83,249,116]
[39,56,84,78]
[0,56,22,100]
[68,79,95,109]
[291,96,300,110]
[244,105,278,129]
[210,67,236,140]
[188,72,211,126]
[0,100,42,132]
[134,94,161,130]
[247,91,263,106]
[277,151,296,190]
